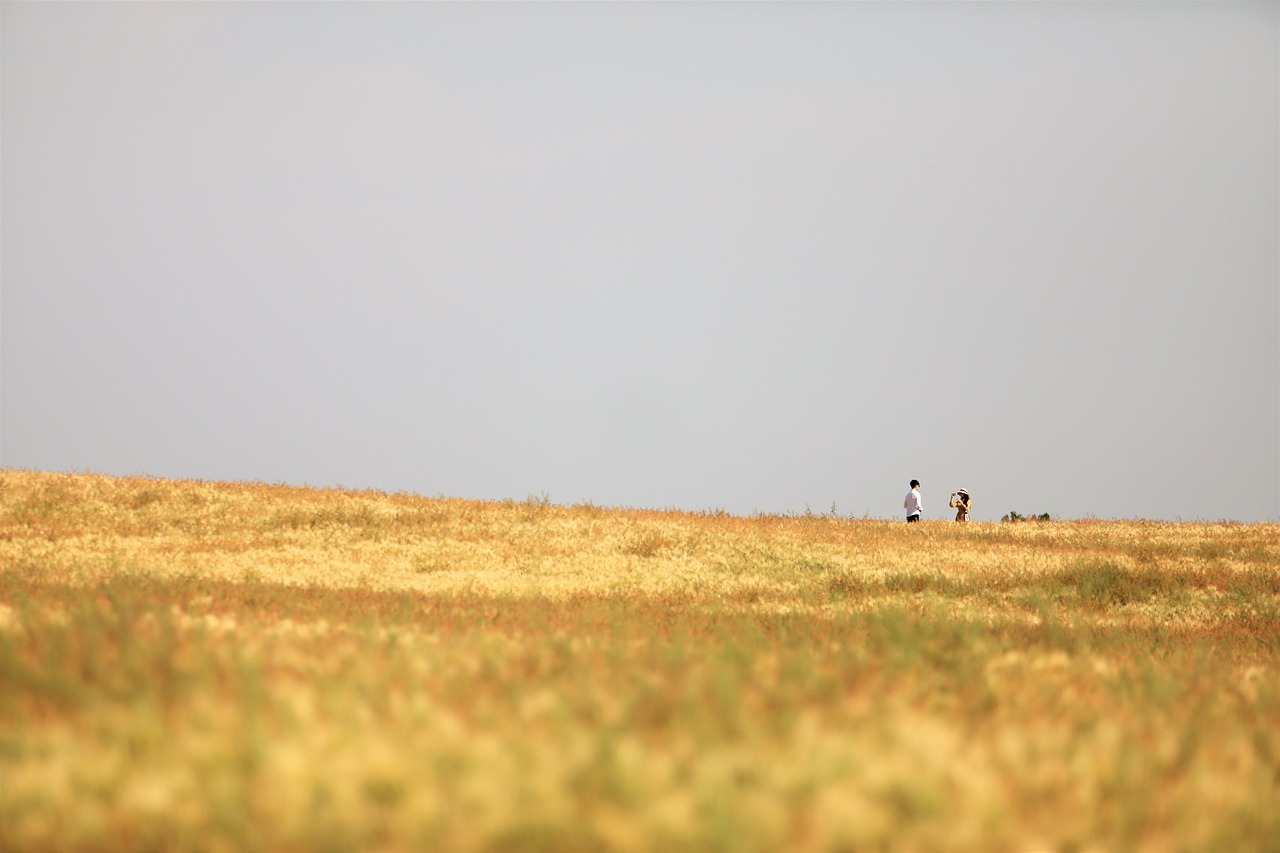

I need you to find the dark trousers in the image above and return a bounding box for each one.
[906,514,921,523]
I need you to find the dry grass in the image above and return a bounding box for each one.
[1,470,1278,851]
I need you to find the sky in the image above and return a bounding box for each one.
[2,1,1277,523]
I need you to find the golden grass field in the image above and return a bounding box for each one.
[1,469,1278,851]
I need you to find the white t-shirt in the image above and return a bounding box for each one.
[904,488,922,517]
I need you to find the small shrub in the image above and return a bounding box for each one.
[1002,511,1052,522]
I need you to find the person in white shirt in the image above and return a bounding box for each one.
[904,480,923,522]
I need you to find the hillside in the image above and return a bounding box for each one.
[2,470,1278,850]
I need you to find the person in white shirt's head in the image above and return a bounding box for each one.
[904,480,923,522]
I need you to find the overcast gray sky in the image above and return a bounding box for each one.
[3,2,1277,522]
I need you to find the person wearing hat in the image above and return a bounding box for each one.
[949,489,971,522]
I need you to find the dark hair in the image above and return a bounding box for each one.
[910,480,920,488]
[960,493,970,506]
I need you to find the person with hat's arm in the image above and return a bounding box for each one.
[949,489,971,522]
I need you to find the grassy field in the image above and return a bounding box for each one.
[1,470,1278,851]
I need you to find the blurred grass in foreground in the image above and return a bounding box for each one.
[1,470,1277,851]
